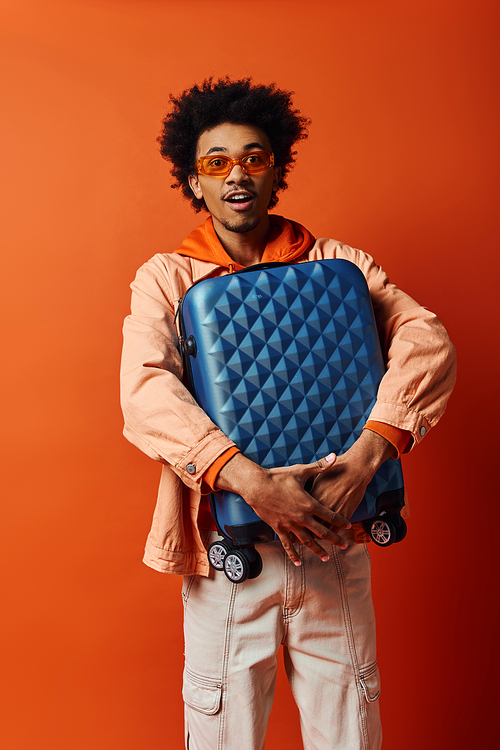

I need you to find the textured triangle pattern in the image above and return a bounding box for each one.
[182,259,404,526]
[185,261,382,463]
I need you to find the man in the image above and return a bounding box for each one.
[120,78,456,750]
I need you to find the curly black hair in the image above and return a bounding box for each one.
[158,77,310,212]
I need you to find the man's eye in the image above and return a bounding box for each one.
[244,154,263,165]
[208,157,227,168]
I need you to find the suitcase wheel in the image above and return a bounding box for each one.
[208,539,232,571]
[223,550,250,583]
[368,516,397,547]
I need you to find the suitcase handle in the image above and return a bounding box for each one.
[235,261,290,274]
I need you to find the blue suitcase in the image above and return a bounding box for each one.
[179,259,406,582]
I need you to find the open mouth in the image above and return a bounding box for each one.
[224,191,255,210]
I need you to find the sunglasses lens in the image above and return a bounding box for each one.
[241,153,270,172]
[201,156,232,175]
[197,151,273,176]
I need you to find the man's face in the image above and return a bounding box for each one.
[188,122,281,235]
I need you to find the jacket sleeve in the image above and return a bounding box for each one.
[335,243,457,450]
[120,256,237,491]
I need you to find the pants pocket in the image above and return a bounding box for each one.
[359,661,381,703]
[183,667,222,715]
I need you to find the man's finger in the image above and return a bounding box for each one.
[292,528,331,562]
[280,528,336,564]
[278,533,302,566]
[306,520,349,549]
[299,453,337,485]
[313,508,352,530]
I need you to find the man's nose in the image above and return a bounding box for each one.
[225,162,250,181]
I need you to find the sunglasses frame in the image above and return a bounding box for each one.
[195,150,275,177]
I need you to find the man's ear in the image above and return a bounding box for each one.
[188,174,203,200]
[272,166,282,191]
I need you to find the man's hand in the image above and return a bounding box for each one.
[216,452,352,566]
[311,429,395,523]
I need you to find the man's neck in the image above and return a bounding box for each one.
[212,214,272,267]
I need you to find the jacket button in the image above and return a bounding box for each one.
[419,426,426,437]
[186,463,196,474]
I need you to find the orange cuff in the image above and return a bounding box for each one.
[201,447,241,493]
[363,421,411,458]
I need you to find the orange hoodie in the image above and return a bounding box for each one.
[174,214,316,269]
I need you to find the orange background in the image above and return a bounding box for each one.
[1,1,499,748]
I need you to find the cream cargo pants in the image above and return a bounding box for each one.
[182,533,382,750]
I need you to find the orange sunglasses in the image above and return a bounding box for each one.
[196,150,274,177]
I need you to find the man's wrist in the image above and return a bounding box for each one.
[216,452,267,501]
[351,429,395,477]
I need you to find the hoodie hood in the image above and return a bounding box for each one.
[173,215,315,271]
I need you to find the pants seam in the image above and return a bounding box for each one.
[283,547,306,622]
[333,545,370,750]
[280,619,289,645]
[218,582,238,750]
[363,543,372,566]
[283,546,291,622]
[283,545,306,620]
[183,574,196,605]
[288,657,310,750]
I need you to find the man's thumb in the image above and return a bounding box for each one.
[302,454,337,490]
[315,452,336,471]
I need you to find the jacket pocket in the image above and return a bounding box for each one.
[359,662,381,703]
[183,668,222,715]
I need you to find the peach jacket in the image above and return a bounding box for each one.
[120,238,456,576]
